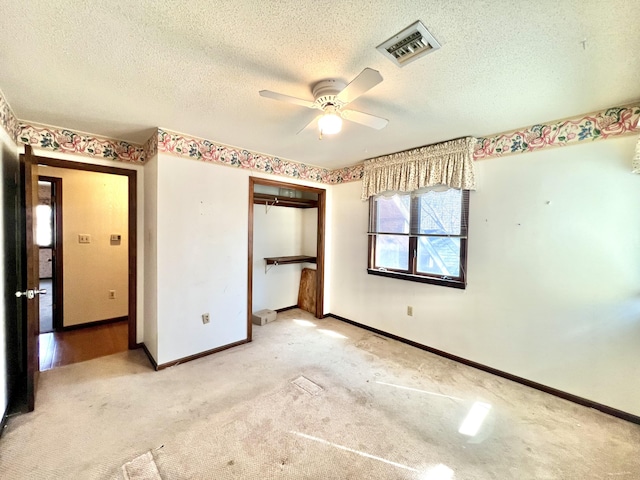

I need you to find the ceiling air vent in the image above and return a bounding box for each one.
[377,20,441,67]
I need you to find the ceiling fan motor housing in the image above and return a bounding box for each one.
[312,79,347,109]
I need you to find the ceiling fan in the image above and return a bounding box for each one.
[259,68,388,138]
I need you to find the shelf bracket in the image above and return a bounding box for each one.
[265,197,279,214]
[265,261,278,274]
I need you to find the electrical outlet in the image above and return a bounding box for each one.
[407,305,413,316]
[109,290,116,299]
[78,234,91,244]
[202,313,210,324]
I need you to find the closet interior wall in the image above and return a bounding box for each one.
[251,184,318,314]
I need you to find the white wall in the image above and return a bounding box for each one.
[40,166,128,326]
[155,154,250,364]
[329,136,640,416]
[143,153,158,360]
[27,148,145,342]
[301,208,318,257]
[252,205,305,312]
[152,154,331,365]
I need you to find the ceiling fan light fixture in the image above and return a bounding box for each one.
[318,113,342,135]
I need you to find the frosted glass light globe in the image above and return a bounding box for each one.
[318,113,342,135]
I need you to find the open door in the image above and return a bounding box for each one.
[15,145,42,411]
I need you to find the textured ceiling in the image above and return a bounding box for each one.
[1,1,639,169]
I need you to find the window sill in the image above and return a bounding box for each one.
[367,269,466,290]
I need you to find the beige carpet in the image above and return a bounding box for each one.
[1,309,639,479]
[121,451,161,480]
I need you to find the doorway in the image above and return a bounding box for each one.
[34,158,137,373]
[36,176,62,334]
[247,177,326,340]
[32,156,138,350]
[24,150,138,404]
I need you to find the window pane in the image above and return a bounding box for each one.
[417,237,461,277]
[416,189,462,235]
[375,235,409,271]
[375,194,410,234]
[36,205,53,246]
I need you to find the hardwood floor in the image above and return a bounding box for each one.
[39,279,53,333]
[39,320,128,371]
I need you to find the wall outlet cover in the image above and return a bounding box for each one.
[202,313,210,324]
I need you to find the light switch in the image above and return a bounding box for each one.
[78,234,91,244]
[110,234,121,241]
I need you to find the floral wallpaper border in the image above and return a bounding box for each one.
[143,130,158,160]
[157,128,336,183]
[19,123,146,163]
[473,104,640,161]
[2,95,637,182]
[0,88,20,143]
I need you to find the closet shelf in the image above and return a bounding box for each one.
[254,193,318,209]
[264,255,317,273]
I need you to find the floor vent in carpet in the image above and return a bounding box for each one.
[291,375,323,395]
[122,451,162,480]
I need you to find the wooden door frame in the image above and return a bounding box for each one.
[37,175,64,330]
[247,177,326,340]
[21,146,39,411]
[30,153,138,349]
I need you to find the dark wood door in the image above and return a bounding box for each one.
[2,137,26,412]
[17,145,40,411]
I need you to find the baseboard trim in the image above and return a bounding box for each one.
[155,339,250,371]
[327,313,640,426]
[275,305,298,313]
[60,316,128,331]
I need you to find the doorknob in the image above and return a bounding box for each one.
[15,289,47,299]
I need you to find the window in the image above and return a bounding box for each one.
[36,204,53,247]
[368,188,469,288]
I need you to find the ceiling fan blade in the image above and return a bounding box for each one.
[342,109,388,130]
[335,68,383,105]
[259,90,316,109]
[297,115,320,135]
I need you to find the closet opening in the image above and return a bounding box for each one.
[247,177,326,340]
